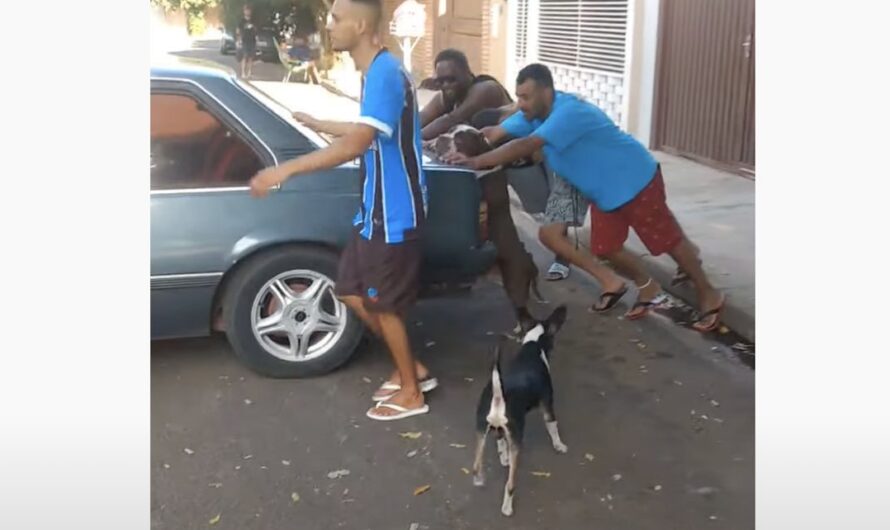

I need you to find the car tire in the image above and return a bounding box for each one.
[223,246,363,378]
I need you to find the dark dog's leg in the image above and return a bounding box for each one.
[501,430,520,517]
[472,426,489,487]
[542,391,568,453]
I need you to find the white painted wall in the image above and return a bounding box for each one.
[625,0,661,146]
[504,0,662,141]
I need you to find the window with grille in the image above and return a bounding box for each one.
[538,0,628,74]
[514,0,530,65]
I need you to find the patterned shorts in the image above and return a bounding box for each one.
[589,166,683,256]
[543,171,590,227]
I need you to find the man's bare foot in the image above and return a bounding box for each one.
[366,388,426,419]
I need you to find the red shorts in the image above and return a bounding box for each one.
[589,167,683,256]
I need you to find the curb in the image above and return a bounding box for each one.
[509,194,755,343]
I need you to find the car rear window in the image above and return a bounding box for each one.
[235,80,330,147]
[235,79,435,166]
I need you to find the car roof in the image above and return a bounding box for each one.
[150,55,236,82]
[149,56,467,173]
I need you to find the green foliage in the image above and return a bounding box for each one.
[186,11,207,35]
[151,0,220,34]
[218,0,328,36]
[151,0,219,14]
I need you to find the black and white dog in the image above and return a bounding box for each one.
[472,305,569,516]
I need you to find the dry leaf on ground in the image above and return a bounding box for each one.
[399,432,423,440]
[327,469,351,479]
[413,484,432,496]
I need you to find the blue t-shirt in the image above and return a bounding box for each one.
[354,50,427,243]
[501,91,657,211]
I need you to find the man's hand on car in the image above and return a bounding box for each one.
[292,111,319,130]
[441,151,481,170]
[249,167,287,198]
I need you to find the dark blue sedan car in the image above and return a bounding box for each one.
[151,57,496,377]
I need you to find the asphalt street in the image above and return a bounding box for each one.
[152,42,754,530]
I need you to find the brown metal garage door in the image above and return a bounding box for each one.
[653,0,755,176]
[433,0,484,73]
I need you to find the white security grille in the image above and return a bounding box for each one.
[538,0,628,75]
[514,0,530,65]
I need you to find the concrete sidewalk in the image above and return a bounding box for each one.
[512,153,755,342]
[266,80,755,342]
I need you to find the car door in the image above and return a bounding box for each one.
[150,79,279,339]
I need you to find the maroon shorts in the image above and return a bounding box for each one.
[589,167,683,256]
[334,229,422,315]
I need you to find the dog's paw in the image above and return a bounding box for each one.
[553,441,568,454]
[501,499,514,517]
[473,474,485,487]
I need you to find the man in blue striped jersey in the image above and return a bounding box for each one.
[250,0,433,421]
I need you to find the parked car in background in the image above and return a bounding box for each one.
[151,57,496,378]
[219,27,236,55]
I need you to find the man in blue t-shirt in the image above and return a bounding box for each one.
[250,0,434,421]
[443,64,724,333]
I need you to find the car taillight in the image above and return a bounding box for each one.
[478,201,489,242]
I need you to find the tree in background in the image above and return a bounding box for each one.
[151,0,219,36]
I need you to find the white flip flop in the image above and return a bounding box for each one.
[546,262,570,281]
[366,401,430,421]
[372,377,439,402]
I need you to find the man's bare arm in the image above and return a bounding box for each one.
[421,82,506,141]
[293,112,354,137]
[481,125,511,147]
[477,136,543,168]
[420,91,445,129]
[249,124,376,196]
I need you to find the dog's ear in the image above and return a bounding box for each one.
[545,305,568,336]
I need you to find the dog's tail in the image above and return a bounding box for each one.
[491,342,506,404]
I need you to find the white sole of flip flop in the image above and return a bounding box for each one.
[371,378,439,402]
[366,403,430,421]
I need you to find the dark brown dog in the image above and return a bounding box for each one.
[433,124,493,160]
[431,125,545,326]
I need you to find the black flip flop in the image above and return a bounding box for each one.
[692,298,726,333]
[625,301,657,320]
[590,286,628,313]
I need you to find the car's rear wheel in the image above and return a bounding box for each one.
[223,246,362,378]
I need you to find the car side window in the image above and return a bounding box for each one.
[150,93,263,190]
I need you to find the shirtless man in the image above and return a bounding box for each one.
[420,49,539,328]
